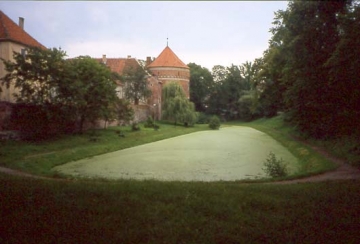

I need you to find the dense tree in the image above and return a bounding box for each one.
[1,47,72,139]
[188,63,214,112]
[122,66,151,105]
[325,2,360,135]
[1,48,122,135]
[262,1,350,137]
[65,56,119,132]
[162,82,197,126]
[208,64,251,119]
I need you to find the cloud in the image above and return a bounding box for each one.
[64,39,153,59]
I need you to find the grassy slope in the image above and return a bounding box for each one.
[0,123,209,176]
[1,174,359,243]
[226,116,338,178]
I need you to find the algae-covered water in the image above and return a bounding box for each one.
[53,126,298,181]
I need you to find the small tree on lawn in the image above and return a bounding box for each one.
[162,82,198,126]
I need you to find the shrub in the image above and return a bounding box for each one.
[208,116,221,130]
[262,152,288,178]
[144,116,155,128]
[131,122,141,131]
[154,124,160,131]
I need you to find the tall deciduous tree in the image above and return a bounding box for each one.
[263,1,349,137]
[162,82,197,126]
[122,66,151,105]
[65,56,119,132]
[188,63,214,112]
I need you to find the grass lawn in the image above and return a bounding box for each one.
[1,174,359,243]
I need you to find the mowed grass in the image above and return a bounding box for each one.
[1,174,359,243]
[0,123,209,176]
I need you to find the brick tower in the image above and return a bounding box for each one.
[146,45,190,98]
[145,45,189,120]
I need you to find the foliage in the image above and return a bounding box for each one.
[131,122,141,131]
[261,0,357,138]
[262,152,288,178]
[1,48,121,135]
[207,62,265,120]
[65,56,119,133]
[188,63,214,112]
[1,47,67,105]
[6,103,75,141]
[144,116,155,128]
[208,115,221,130]
[162,82,198,126]
[115,99,134,125]
[196,112,212,124]
[122,65,151,105]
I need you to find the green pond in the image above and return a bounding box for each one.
[53,126,298,181]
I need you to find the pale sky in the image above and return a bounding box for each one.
[1,1,288,70]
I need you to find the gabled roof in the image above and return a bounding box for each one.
[0,10,46,49]
[147,46,188,69]
[94,58,141,75]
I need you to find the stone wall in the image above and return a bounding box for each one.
[132,104,151,123]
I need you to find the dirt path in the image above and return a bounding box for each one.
[1,137,360,183]
[272,142,360,184]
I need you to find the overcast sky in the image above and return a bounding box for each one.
[1,1,288,70]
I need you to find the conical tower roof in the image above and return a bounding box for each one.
[147,46,188,69]
[0,10,45,49]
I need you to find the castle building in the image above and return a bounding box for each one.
[99,45,189,121]
[0,10,190,127]
[146,45,190,120]
[146,45,190,99]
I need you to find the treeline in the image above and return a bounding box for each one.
[190,0,360,138]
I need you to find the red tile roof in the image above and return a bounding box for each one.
[0,10,46,49]
[94,58,141,75]
[147,46,188,69]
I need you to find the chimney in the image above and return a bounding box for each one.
[127,55,131,59]
[146,56,152,66]
[19,17,24,29]
[102,54,107,64]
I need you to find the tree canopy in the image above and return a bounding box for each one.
[122,65,151,105]
[1,47,126,137]
[162,82,197,126]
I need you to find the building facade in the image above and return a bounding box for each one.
[0,11,46,130]
[0,11,46,103]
